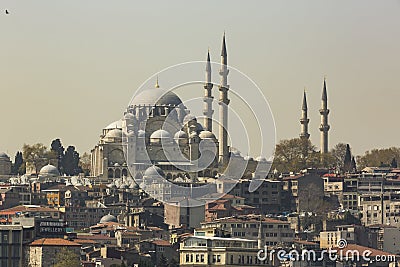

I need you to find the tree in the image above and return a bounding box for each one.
[12,151,24,175]
[330,143,347,171]
[343,144,353,173]
[357,147,400,169]
[53,247,80,267]
[273,138,321,172]
[51,138,65,174]
[391,157,398,168]
[79,152,91,176]
[22,143,49,174]
[168,258,179,267]
[63,146,80,176]
[159,254,168,267]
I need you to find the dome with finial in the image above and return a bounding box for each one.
[39,164,59,177]
[131,78,183,107]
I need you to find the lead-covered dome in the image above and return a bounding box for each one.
[131,88,182,107]
[105,128,123,139]
[39,164,59,177]
[199,130,216,140]
[100,214,118,224]
[144,166,165,177]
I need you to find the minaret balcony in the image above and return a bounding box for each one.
[319,125,330,131]
[319,109,330,115]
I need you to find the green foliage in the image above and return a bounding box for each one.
[53,247,80,267]
[22,143,51,174]
[11,151,24,175]
[51,138,65,174]
[79,152,91,176]
[272,138,322,172]
[63,146,81,176]
[168,258,179,267]
[357,147,400,169]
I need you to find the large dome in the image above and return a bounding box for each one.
[150,129,171,140]
[131,88,182,107]
[39,164,59,177]
[105,120,122,130]
[99,214,118,224]
[144,166,165,178]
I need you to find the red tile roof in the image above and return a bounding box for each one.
[30,238,81,247]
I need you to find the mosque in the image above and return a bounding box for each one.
[90,34,270,188]
[90,33,330,189]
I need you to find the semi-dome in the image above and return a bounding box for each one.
[131,88,182,107]
[124,113,135,120]
[144,165,165,177]
[105,120,122,130]
[105,128,123,139]
[256,156,267,162]
[183,114,197,125]
[0,152,9,159]
[199,130,216,140]
[174,130,188,139]
[99,214,118,224]
[39,164,59,176]
[150,129,171,140]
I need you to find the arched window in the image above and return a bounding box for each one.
[122,169,128,177]
[108,169,114,178]
[115,169,121,178]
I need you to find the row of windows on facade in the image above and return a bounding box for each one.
[184,253,268,265]
[233,232,293,238]
[227,223,289,229]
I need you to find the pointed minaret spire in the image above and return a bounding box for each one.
[221,32,227,59]
[155,76,160,88]
[218,33,230,167]
[319,77,330,154]
[203,49,214,132]
[300,89,310,140]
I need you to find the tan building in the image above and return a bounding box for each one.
[319,224,367,249]
[164,198,205,229]
[28,238,81,267]
[200,215,294,247]
[359,193,400,227]
[180,236,269,266]
[0,152,11,176]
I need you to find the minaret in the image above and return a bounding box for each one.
[218,33,230,166]
[257,215,264,249]
[203,49,214,132]
[319,78,330,153]
[300,89,310,139]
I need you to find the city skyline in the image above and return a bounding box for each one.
[1,1,400,157]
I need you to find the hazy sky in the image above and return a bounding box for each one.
[1,1,400,159]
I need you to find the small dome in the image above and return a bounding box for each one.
[244,156,254,161]
[0,152,9,159]
[174,130,188,139]
[114,163,120,167]
[124,113,135,120]
[105,120,122,130]
[256,156,267,162]
[105,128,123,139]
[199,130,216,139]
[183,114,197,125]
[150,129,171,140]
[99,214,118,224]
[138,130,145,138]
[144,166,165,178]
[39,164,59,176]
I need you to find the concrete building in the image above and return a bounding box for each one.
[164,198,205,229]
[180,236,268,266]
[359,193,400,227]
[0,152,11,176]
[28,238,81,267]
[200,215,294,247]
